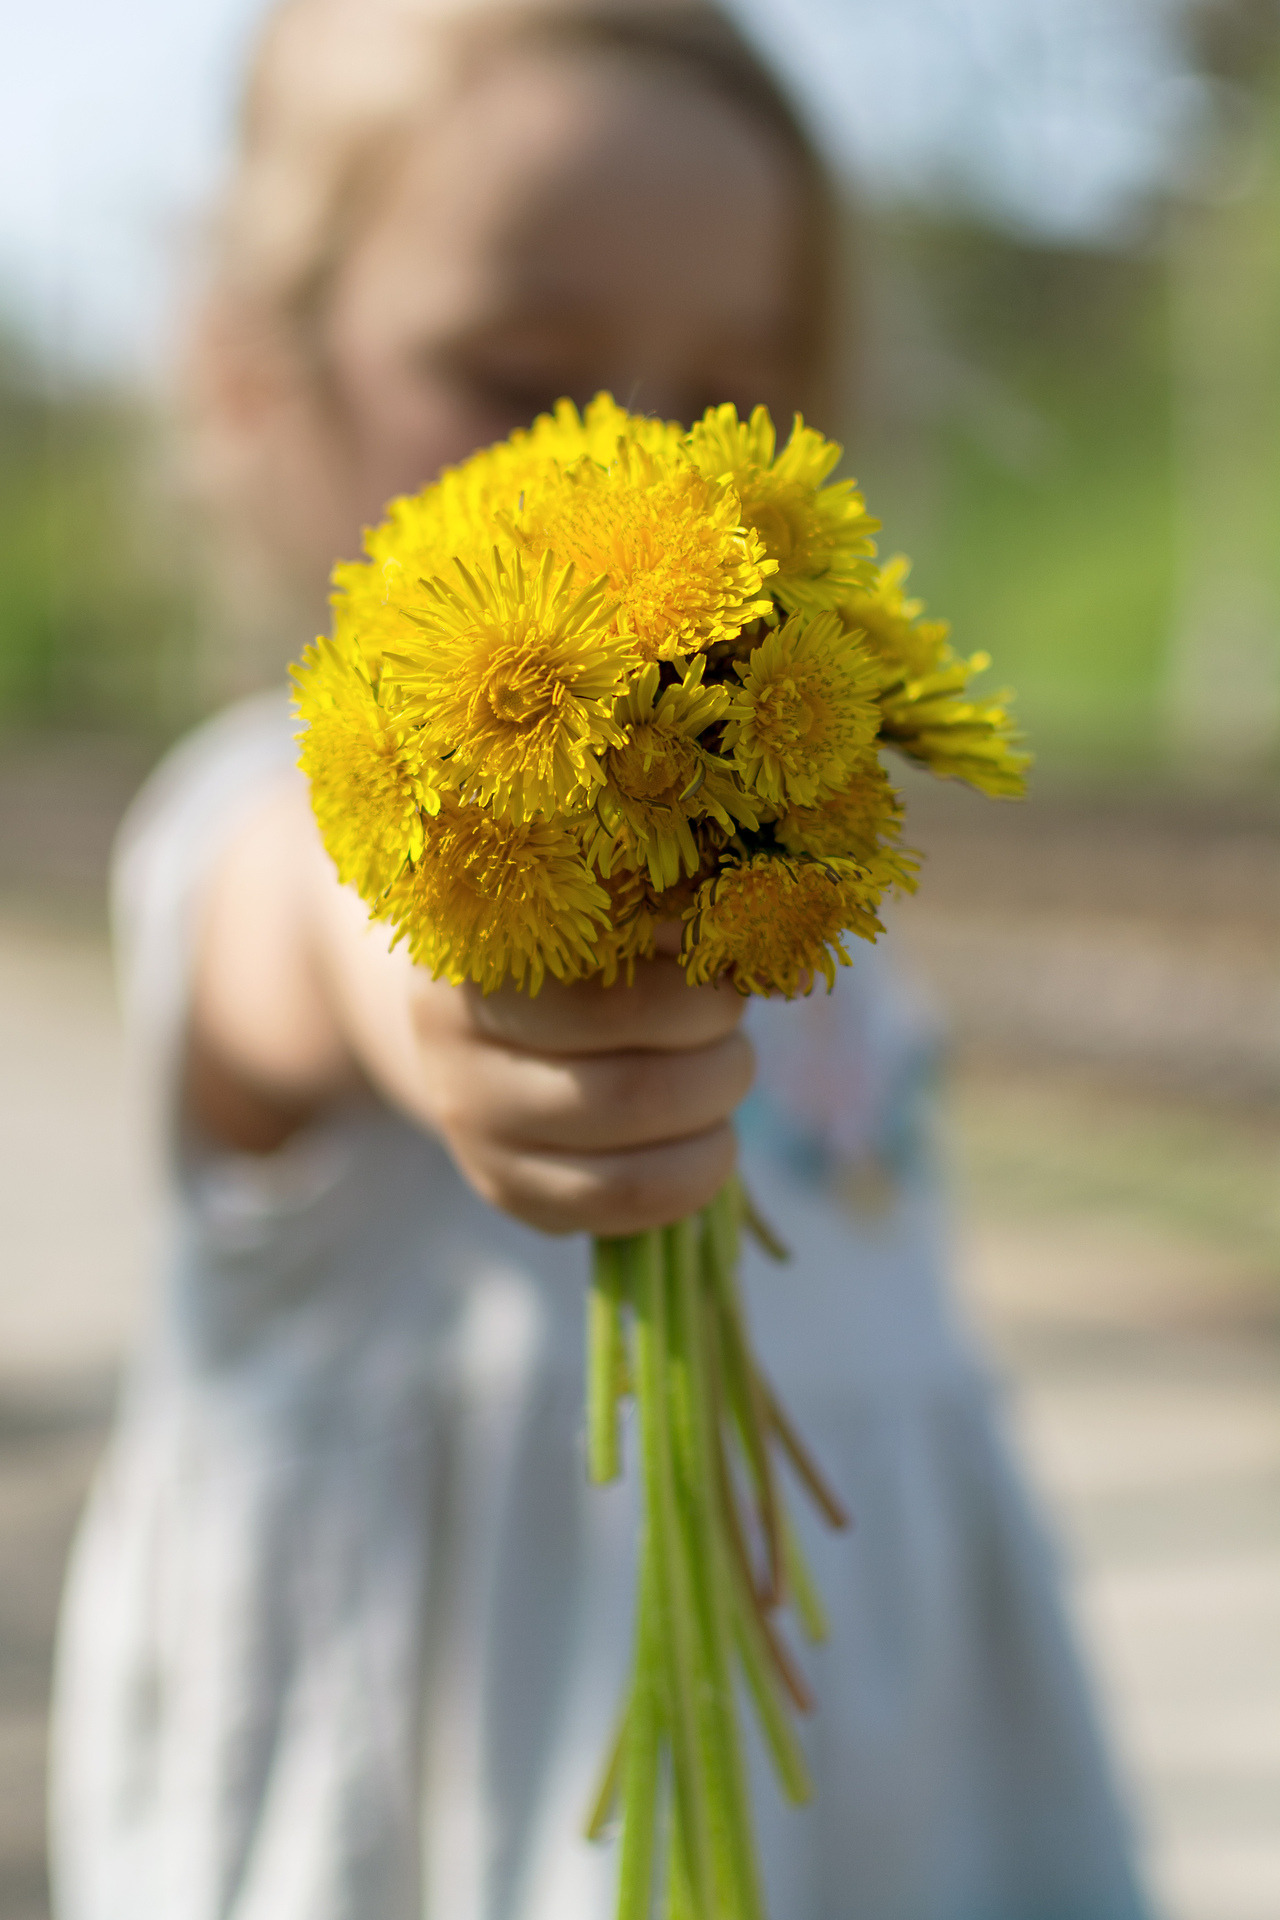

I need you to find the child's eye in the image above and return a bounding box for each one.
[462,368,587,419]
[426,339,597,424]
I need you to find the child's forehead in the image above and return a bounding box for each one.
[363,47,802,300]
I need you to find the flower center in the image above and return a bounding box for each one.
[611,725,691,803]
[485,660,564,727]
[749,489,808,568]
[756,676,813,752]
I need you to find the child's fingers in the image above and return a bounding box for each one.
[439,1030,755,1155]
[455,1122,740,1239]
[442,957,745,1055]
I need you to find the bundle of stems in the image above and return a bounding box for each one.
[584,1180,850,1920]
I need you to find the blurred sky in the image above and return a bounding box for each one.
[2,0,1196,380]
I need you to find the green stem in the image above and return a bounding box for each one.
[667,1798,698,1920]
[705,1316,813,1720]
[703,1182,740,1320]
[669,1217,766,1920]
[588,1236,628,1484]
[593,1187,849,1920]
[629,1227,714,1915]
[704,1197,783,1603]
[780,1509,830,1646]
[616,1545,662,1920]
[725,1537,815,1806]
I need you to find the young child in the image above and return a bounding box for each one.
[51,4,1152,1917]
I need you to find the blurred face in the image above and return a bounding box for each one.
[275,47,809,582]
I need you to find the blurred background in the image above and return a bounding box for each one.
[1,1,1277,1916]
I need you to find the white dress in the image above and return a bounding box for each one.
[51,695,1151,1920]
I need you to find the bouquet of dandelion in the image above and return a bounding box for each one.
[294,393,1026,1920]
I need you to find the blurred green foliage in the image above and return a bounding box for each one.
[858,222,1177,778]
[0,323,198,738]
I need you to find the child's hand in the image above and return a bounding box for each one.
[190,784,754,1236]
[402,958,753,1237]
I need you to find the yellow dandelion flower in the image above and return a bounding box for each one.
[587,658,758,892]
[687,403,878,615]
[388,548,633,821]
[381,799,610,995]
[296,400,1029,1021]
[683,852,883,997]
[842,559,1030,797]
[880,666,1030,795]
[722,611,881,809]
[371,443,521,565]
[507,394,603,467]
[776,757,919,894]
[516,390,685,468]
[589,865,661,987]
[293,635,443,901]
[329,396,747,672]
[330,559,404,671]
[838,555,951,681]
[331,436,554,671]
[513,443,775,660]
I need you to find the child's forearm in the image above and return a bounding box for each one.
[187,781,367,1152]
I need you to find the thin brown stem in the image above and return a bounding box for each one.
[737,1182,791,1263]
[704,1202,783,1603]
[584,1707,628,1841]
[761,1378,851,1532]
[716,1417,814,1714]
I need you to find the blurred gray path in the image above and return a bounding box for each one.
[0,920,150,1920]
[0,914,1277,1920]
[892,772,1280,1104]
[959,1216,1280,1920]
